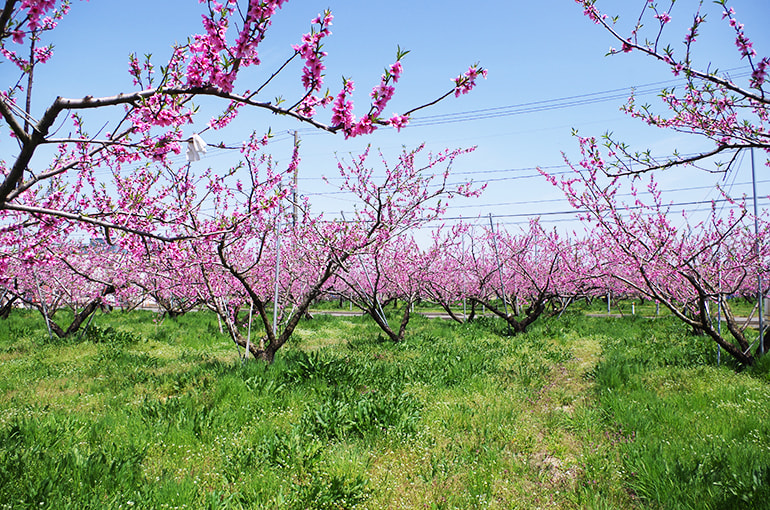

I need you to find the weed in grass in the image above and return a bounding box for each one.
[3,323,35,346]
[258,430,323,471]
[299,384,421,441]
[282,349,361,387]
[137,392,218,441]
[220,426,370,509]
[242,372,288,397]
[747,352,770,383]
[400,331,500,388]
[0,412,147,509]
[292,473,369,510]
[81,324,141,345]
[202,490,243,509]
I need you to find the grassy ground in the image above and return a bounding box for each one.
[0,307,768,509]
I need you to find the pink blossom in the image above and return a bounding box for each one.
[331,81,357,136]
[452,64,487,97]
[751,58,770,88]
[20,0,57,31]
[622,40,633,53]
[1,48,28,70]
[387,114,410,132]
[389,61,403,82]
[34,46,53,64]
[735,33,756,58]
[350,116,374,137]
[293,11,333,94]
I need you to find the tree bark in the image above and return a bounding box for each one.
[40,284,115,338]
[0,295,17,319]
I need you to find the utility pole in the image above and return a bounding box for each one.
[717,247,722,366]
[489,213,509,320]
[273,183,282,339]
[751,148,765,355]
[292,131,299,228]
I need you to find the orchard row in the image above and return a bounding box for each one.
[1,1,769,366]
[2,153,767,365]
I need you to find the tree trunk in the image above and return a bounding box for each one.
[438,301,465,324]
[0,295,17,319]
[471,294,549,335]
[364,298,414,343]
[40,284,115,338]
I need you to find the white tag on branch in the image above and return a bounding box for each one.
[186,133,207,162]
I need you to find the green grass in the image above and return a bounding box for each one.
[0,307,768,508]
[588,315,770,510]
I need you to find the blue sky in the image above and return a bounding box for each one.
[8,0,770,236]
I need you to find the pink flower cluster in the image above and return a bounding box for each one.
[0,42,53,70]
[452,64,487,97]
[20,0,57,31]
[187,9,236,91]
[0,48,27,71]
[34,46,52,64]
[209,99,243,130]
[233,0,287,64]
[751,58,769,89]
[2,0,64,70]
[293,11,333,94]
[577,0,605,24]
[329,88,365,135]
[621,40,633,53]
[387,114,409,132]
[331,78,356,133]
[132,94,191,132]
[296,94,333,118]
[720,6,763,88]
[684,20,700,44]
[329,58,412,138]
[724,12,756,59]
[184,0,288,93]
[733,31,755,59]
[128,54,144,87]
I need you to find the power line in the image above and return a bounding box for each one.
[288,67,753,134]
[444,179,770,210]
[325,195,768,225]
[404,69,752,128]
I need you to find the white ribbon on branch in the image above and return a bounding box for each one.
[185,133,207,162]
